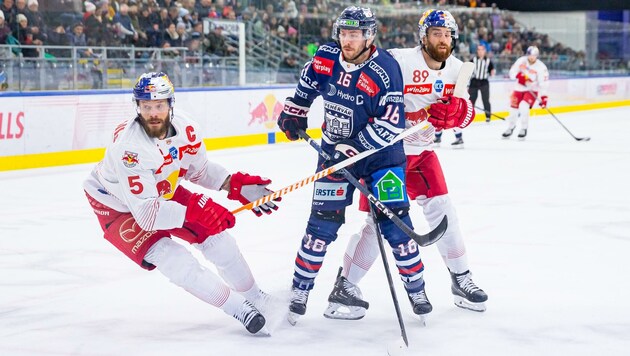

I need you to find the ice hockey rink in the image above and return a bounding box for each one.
[1,106,629,356]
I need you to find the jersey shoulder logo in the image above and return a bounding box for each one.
[312,56,334,76]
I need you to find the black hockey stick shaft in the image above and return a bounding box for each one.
[528,91,590,141]
[474,105,506,120]
[543,107,590,141]
[370,206,409,347]
[298,130,447,247]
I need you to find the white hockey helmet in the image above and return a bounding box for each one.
[526,46,540,57]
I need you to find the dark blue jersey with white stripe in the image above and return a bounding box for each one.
[291,42,406,167]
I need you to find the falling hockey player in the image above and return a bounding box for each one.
[324,9,488,323]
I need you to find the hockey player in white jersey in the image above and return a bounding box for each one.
[324,9,487,322]
[83,72,280,335]
[502,45,549,139]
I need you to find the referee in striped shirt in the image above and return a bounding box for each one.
[469,45,495,122]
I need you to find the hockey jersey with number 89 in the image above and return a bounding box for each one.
[388,47,465,155]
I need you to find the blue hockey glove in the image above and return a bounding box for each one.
[277,97,309,141]
[322,139,362,180]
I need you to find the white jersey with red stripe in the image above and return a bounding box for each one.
[388,46,465,155]
[508,56,549,95]
[83,114,229,232]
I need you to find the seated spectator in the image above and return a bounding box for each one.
[276,53,299,84]
[204,25,236,57]
[113,3,137,45]
[67,22,94,57]
[25,0,47,43]
[16,13,41,58]
[0,10,10,45]
[46,21,70,57]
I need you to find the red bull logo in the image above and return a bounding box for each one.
[122,151,139,168]
[248,94,283,129]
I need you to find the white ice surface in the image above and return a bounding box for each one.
[1,107,630,356]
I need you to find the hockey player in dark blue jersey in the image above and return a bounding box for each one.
[277,6,426,325]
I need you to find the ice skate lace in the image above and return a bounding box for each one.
[409,290,429,304]
[291,288,309,304]
[456,273,481,293]
[342,279,363,299]
[234,301,258,327]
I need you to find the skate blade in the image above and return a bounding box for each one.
[287,311,301,326]
[454,296,486,312]
[323,302,366,320]
[415,314,428,327]
[254,326,271,337]
[451,144,464,149]
[517,136,526,141]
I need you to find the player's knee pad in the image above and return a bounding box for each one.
[146,237,200,287]
[416,194,459,228]
[305,211,344,245]
[377,212,414,247]
[196,231,240,268]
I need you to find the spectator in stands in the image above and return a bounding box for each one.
[25,0,47,43]
[15,13,40,57]
[0,10,10,45]
[1,0,16,32]
[46,20,70,57]
[276,53,299,84]
[67,22,94,57]
[113,3,137,45]
[204,25,236,57]
[195,0,213,18]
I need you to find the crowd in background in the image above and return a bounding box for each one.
[0,0,622,80]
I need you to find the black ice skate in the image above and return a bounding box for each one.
[323,267,369,320]
[233,300,268,335]
[287,286,310,326]
[408,284,432,325]
[451,137,464,148]
[517,129,527,140]
[450,270,488,312]
[434,133,442,146]
[502,127,514,138]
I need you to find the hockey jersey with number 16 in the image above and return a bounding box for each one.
[83,114,229,232]
[388,46,466,155]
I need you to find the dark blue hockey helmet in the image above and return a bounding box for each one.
[332,6,377,41]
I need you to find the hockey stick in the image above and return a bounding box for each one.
[230,121,428,215]
[543,107,590,142]
[298,130,446,247]
[528,91,591,141]
[474,105,506,120]
[370,206,409,350]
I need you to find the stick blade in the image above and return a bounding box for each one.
[411,215,448,247]
[578,137,591,142]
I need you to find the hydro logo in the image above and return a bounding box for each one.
[434,80,444,93]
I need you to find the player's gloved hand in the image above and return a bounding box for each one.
[539,95,548,108]
[227,172,280,217]
[516,72,530,86]
[186,193,235,235]
[427,95,474,130]
[277,97,309,141]
[321,139,361,180]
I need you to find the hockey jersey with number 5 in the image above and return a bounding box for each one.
[83,115,229,232]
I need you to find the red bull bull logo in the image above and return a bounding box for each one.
[122,151,139,168]
[248,94,283,129]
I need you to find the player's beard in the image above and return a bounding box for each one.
[424,40,451,62]
[140,113,171,139]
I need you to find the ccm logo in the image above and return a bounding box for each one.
[284,104,308,116]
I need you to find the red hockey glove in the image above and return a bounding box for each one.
[186,193,235,235]
[539,95,548,108]
[427,96,475,130]
[227,172,280,217]
[277,97,309,141]
[516,72,530,86]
